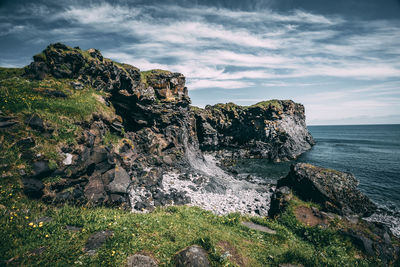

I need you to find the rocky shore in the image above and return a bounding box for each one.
[1,43,399,266]
[16,43,314,214]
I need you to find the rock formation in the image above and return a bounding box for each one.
[18,43,314,211]
[277,163,377,216]
[193,101,315,162]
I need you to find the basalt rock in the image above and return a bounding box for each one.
[174,245,211,267]
[193,101,314,162]
[21,43,315,211]
[277,163,377,216]
[268,186,293,218]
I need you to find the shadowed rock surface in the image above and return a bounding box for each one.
[18,43,314,211]
[277,163,377,216]
[193,101,315,162]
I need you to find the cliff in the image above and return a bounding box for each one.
[1,43,399,266]
[0,43,314,209]
[193,101,315,162]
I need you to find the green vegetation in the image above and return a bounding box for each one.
[213,102,239,112]
[197,100,286,114]
[103,131,122,146]
[0,67,24,80]
[0,184,377,266]
[0,68,115,171]
[248,100,283,110]
[0,67,378,266]
[140,69,172,86]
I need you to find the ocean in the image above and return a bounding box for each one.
[234,124,400,236]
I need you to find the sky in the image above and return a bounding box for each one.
[1,0,400,125]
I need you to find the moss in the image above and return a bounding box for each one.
[33,52,47,62]
[140,69,172,86]
[248,100,283,110]
[114,62,139,72]
[103,131,121,146]
[213,102,239,111]
[190,105,203,113]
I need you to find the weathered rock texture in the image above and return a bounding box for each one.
[21,43,314,210]
[193,101,315,162]
[174,245,210,267]
[277,163,377,216]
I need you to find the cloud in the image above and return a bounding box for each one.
[187,79,254,90]
[1,1,400,124]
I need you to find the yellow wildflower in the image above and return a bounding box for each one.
[45,234,49,238]
[29,222,34,226]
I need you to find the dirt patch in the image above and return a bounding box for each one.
[294,206,329,227]
[217,240,249,266]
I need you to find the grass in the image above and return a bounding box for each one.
[140,69,172,86]
[248,100,284,110]
[0,67,380,266]
[0,68,115,174]
[0,184,378,266]
[197,100,286,114]
[0,67,24,80]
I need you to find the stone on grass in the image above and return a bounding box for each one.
[125,254,158,267]
[84,230,113,256]
[241,221,276,234]
[174,245,210,267]
[25,114,45,131]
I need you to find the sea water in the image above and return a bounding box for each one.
[235,124,400,236]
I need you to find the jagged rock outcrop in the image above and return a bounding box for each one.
[270,164,399,265]
[23,43,196,208]
[20,43,314,210]
[277,163,377,216]
[193,101,314,162]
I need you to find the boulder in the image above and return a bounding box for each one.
[268,186,292,218]
[277,163,377,216]
[32,161,52,179]
[174,245,210,267]
[125,254,158,267]
[22,178,44,198]
[105,166,131,194]
[24,114,45,131]
[84,177,106,204]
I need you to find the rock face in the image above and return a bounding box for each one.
[193,101,314,162]
[20,43,314,211]
[277,163,377,216]
[174,245,210,267]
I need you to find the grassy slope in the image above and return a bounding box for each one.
[0,67,377,266]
